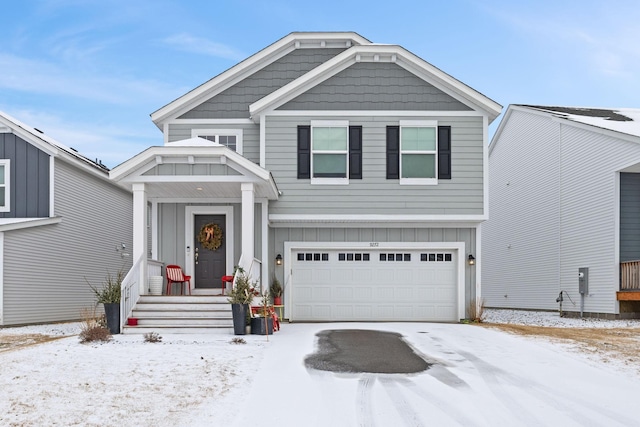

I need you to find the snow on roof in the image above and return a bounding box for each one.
[520,105,640,139]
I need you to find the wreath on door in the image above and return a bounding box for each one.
[198,223,223,251]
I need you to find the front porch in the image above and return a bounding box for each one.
[109,138,279,331]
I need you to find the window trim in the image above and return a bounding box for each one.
[310,120,349,185]
[191,129,243,155]
[0,159,10,212]
[399,120,438,186]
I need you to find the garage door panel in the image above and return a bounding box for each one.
[292,249,458,322]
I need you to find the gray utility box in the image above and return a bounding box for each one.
[578,267,589,295]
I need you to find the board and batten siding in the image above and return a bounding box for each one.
[0,132,49,218]
[157,202,263,272]
[483,110,562,310]
[167,122,260,164]
[620,172,640,262]
[178,48,347,120]
[2,160,132,325]
[278,62,472,112]
[269,226,477,313]
[265,115,484,215]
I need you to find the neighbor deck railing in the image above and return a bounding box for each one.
[620,260,640,291]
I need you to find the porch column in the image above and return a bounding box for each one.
[241,183,255,266]
[132,183,148,295]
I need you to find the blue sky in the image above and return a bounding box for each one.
[1,0,639,168]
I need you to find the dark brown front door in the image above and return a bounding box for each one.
[194,214,226,288]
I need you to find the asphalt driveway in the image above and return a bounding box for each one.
[231,322,640,427]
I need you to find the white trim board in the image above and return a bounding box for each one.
[184,206,234,288]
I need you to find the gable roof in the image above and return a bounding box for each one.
[491,104,640,154]
[0,111,111,178]
[150,32,371,127]
[249,44,502,123]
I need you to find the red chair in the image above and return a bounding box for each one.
[166,265,191,295]
[221,275,234,295]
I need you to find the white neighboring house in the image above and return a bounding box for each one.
[110,32,502,325]
[483,105,640,318]
[0,111,133,326]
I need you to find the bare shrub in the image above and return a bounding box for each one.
[144,332,162,343]
[230,337,246,344]
[467,297,486,323]
[79,307,112,343]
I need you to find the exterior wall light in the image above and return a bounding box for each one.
[468,254,475,265]
[275,254,283,265]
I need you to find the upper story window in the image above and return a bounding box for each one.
[191,129,243,155]
[297,121,362,185]
[401,122,437,185]
[387,122,451,185]
[0,159,10,212]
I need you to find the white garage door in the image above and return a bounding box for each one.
[291,248,458,322]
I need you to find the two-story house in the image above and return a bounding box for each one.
[110,32,501,324]
[0,111,132,326]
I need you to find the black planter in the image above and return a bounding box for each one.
[103,303,120,334]
[232,304,248,335]
[251,316,274,335]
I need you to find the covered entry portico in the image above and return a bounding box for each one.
[110,137,279,302]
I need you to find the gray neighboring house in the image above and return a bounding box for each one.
[0,111,133,326]
[111,32,501,322]
[483,104,640,318]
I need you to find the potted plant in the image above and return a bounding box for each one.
[88,270,123,334]
[251,292,274,335]
[270,276,283,306]
[227,269,256,335]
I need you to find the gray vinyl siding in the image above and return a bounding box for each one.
[620,172,640,262]
[269,226,477,314]
[0,132,49,218]
[157,202,263,270]
[266,115,484,215]
[2,160,132,326]
[179,48,346,119]
[167,122,260,164]
[279,62,472,111]
[483,110,561,311]
[484,107,640,316]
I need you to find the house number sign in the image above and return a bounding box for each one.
[369,242,379,247]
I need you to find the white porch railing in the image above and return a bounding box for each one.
[120,254,143,331]
[235,255,263,291]
[119,258,165,330]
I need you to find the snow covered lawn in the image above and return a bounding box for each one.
[1,310,639,426]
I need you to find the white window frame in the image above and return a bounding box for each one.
[310,120,349,185]
[191,129,243,155]
[0,160,9,212]
[399,120,438,186]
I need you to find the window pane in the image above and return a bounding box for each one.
[0,187,4,206]
[402,154,435,178]
[313,127,347,151]
[313,154,346,177]
[219,135,237,151]
[0,165,4,185]
[401,127,436,151]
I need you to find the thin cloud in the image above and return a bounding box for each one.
[0,52,186,105]
[163,33,245,61]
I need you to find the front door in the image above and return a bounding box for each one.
[194,214,227,288]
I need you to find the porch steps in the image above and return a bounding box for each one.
[122,295,234,335]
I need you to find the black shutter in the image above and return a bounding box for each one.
[438,126,451,180]
[386,126,400,179]
[349,126,362,179]
[297,125,311,179]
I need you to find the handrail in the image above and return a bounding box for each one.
[621,260,640,291]
[249,257,263,291]
[120,254,144,331]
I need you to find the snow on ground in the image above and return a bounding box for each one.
[484,308,640,328]
[1,310,639,426]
